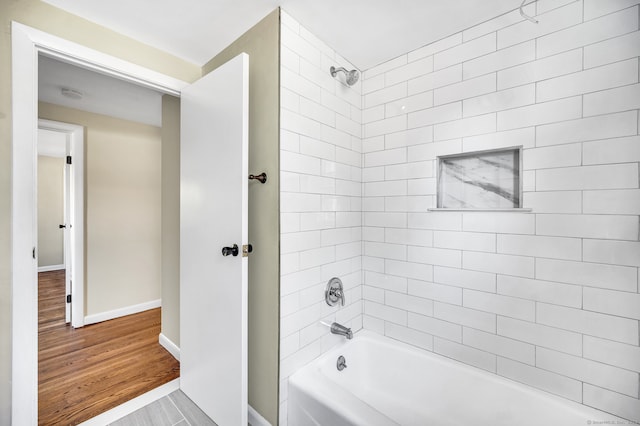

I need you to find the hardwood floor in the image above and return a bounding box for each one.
[38,270,180,425]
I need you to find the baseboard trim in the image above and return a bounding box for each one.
[38,264,65,272]
[249,404,272,426]
[84,299,161,326]
[78,378,180,425]
[159,333,180,361]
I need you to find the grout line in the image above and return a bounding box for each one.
[168,393,192,426]
[368,34,635,116]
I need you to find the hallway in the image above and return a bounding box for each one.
[38,270,180,425]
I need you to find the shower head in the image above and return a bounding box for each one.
[330,66,359,86]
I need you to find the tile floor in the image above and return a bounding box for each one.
[110,390,217,426]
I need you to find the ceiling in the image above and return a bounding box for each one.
[39,55,163,127]
[38,1,522,126]
[41,0,520,71]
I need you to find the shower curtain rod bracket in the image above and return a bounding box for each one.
[519,0,539,24]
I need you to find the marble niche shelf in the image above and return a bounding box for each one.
[436,147,524,210]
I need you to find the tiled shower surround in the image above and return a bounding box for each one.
[280,1,640,423]
[279,10,364,422]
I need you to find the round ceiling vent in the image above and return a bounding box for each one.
[60,87,84,100]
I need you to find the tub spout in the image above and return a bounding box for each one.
[330,322,353,339]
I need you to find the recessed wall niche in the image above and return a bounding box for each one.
[436,147,522,209]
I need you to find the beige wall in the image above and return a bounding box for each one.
[202,9,281,425]
[37,156,65,268]
[161,95,181,346]
[39,102,163,316]
[1,1,199,420]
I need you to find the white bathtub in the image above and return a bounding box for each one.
[288,331,625,426]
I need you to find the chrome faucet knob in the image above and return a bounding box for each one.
[331,288,345,306]
[337,355,347,371]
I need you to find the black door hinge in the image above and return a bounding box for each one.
[66,155,72,165]
[66,294,71,303]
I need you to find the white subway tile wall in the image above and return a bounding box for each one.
[359,1,640,421]
[279,11,364,424]
[280,2,640,424]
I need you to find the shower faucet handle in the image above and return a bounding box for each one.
[325,277,345,307]
[330,287,344,306]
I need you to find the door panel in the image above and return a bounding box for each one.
[180,53,249,426]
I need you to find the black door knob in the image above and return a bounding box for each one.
[59,224,66,229]
[221,244,239,257]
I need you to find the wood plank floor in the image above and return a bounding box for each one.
[38,270,180,425]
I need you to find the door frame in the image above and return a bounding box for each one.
[37,119,85,328]
[11,22,187,424]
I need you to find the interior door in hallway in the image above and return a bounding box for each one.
[179,53,249,426]
[37,121,83,326]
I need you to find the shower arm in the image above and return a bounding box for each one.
[330,66,348,77]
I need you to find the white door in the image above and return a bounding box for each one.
[180,53,249,426]
[63,152,71,323]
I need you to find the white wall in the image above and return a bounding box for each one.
[361,0,640,422]
[279,10,363,423]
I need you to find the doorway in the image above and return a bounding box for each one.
[13,22,250,425]
[37,119,84,327]
[38,54,166,327]
[11,22,187,424]
[35,55,176,422]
